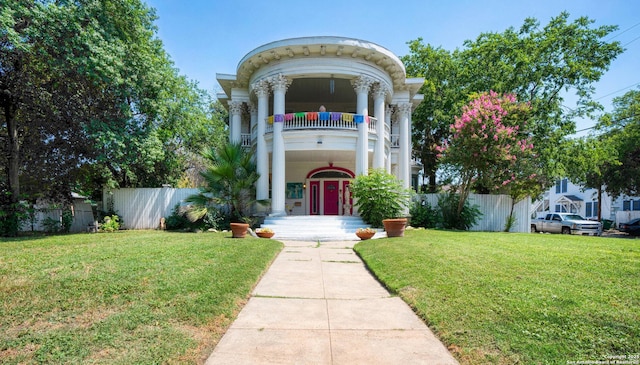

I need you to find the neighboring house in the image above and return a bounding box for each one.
[216,36,424,216]
[532,178,640,225]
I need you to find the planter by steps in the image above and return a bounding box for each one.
[230,223,249,238]
[382,218,407,238]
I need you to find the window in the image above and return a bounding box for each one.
[593,201,598,217]
[556,179,568,193]
[634,200,640,211]
[555,204,561,212]
[585,202,592,217]
[623,200,631,211]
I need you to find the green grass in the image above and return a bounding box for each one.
[0,231,282,364]
[354,230,639,365]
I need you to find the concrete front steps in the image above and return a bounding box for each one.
[260,215,378,241]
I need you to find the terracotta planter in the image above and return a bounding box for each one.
[356,231,376,240]
[256,231,274,239]
[230,223,249,238]
[382,218,407,238]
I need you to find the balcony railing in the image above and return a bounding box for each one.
[264,112,377,134]
[241,133,252,147]
[390,134,399,148]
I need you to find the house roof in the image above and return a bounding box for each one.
[217,36,423,105]
[558,195,584,202]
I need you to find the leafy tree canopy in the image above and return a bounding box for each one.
[594,89,640,198]
[404,12,624,192]
[0,0,225,211]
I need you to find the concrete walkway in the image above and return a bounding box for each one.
[205,240,459,365]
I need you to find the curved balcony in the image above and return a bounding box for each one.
[264,112,377,134]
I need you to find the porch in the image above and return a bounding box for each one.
[241,112,386,147]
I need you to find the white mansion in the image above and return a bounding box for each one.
[216,37,424,217]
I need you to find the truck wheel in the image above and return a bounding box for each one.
[531,225,537,233]
[561,227,571,235]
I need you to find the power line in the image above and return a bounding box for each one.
[606,21,640,41]
[575,113,640,134]
[595,82,640,101]
[622,34,640,48]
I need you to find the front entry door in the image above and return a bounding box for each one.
[324,180,339,215]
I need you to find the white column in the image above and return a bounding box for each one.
[249,102,257,144]
[270,74,290,216]
[385,106,392,173]
[352,75,374,176]
[229,100,243,144]
[372,83,388,169]
[398,102,412,189]
[253,80,270,201]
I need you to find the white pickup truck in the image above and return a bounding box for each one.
[531,213,602,236]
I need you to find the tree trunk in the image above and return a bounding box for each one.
[597,186,602,221]
[428,173,437,193]
[5,101,19,203]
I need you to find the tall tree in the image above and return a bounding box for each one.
[565,136,619,220]
[0,0,220,235]
[596,89,640,198]
[402,41,463,192]
[405,12,624,190]
[437,91,533,217]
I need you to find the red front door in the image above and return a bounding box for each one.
[324,180,339,215]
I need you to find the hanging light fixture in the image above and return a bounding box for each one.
[329,75,335,95]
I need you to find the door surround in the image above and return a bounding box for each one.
[306,166,354,216]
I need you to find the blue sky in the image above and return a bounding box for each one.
[146,0,640,133]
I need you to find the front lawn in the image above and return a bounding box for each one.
[0,231,282,364]
[354,230,639,365]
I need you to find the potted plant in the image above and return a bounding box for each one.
[255,227,275,239]
[185,143,268,238]
[355,227,376,240]
[349,168,412,237]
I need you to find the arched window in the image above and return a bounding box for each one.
[310,170,352,179]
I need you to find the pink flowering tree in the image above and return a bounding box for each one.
[437,91,539,227]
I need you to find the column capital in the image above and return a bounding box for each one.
[229,100,244,115]
[351,75,375,94]
[248,102,257,115]
[397,102,412,115]
[251,79,271,97]
[372,82,390,100]
[269,73,291,92]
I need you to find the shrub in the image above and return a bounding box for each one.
[100,215,121,232]
[437,192,482,230]
[42,217,61,233]
[0,195,28,237]
[165,204,223,231]
[349,168,412,227]
[61,208,73,233]
[410,199,439,228]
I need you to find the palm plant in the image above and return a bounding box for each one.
[186,143,266,225]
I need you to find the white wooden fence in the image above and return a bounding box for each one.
[103,188,199,230]
[21,197,95,233]
[106,188,531,233]
[416,193,531,232]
